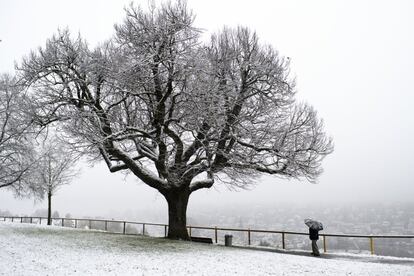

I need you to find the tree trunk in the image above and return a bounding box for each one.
[164,189,190,240]
[47,191,52,226]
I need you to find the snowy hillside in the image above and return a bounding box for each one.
[0,222,413,276]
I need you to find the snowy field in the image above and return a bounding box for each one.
[0,222,413,276]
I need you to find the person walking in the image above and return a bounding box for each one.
[309,227,320,256]
[304,219,323,257]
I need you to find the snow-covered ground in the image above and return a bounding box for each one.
[0,222,413,276]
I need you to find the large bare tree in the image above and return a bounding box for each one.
[18,1,333,239]
[0,74,37,195]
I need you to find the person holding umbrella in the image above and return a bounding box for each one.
[304,219,323,256]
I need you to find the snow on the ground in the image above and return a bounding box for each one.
[0,222,413,276]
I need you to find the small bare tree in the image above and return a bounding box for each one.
[0,74,37,195]
[34,137,78,225]
[19,1,333,240]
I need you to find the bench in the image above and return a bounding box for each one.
[190,236,213,244]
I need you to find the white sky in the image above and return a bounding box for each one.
[1,0,413,218]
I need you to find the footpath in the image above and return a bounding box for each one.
[230,244,414,266]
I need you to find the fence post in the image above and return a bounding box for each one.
[21,217,23,223]
[215,226,218,243]
[40,217,42,224]
[248,228,251,245]
[123,221,126,234]
[189,226,192,237]
[164,225,167,237]
[142,223,145,235]
[12,217,14,222]
[323,235,327,253]
[370,237,374,255]
[282,232,285,249]
[75,219,77,228]
[62,218,64,227]
[105,221,107,231]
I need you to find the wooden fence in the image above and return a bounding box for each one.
[2,216,413,255]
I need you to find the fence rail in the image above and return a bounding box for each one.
[2,216,413,256]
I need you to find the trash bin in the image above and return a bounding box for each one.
[224,234,233,246]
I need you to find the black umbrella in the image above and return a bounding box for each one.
[304,219,323,230]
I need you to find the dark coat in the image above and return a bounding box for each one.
[309,228,319,240]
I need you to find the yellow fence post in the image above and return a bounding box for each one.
[370,237,374,255]
[323,235,327,253]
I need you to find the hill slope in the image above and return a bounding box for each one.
[0,222,412,275]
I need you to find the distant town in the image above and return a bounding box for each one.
[187,202,414,258]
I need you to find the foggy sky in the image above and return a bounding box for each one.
[0,0,413,218]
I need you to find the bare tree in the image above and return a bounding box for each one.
[33,137,78,225]
[0,74,37,195]
[18,1,333,240]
